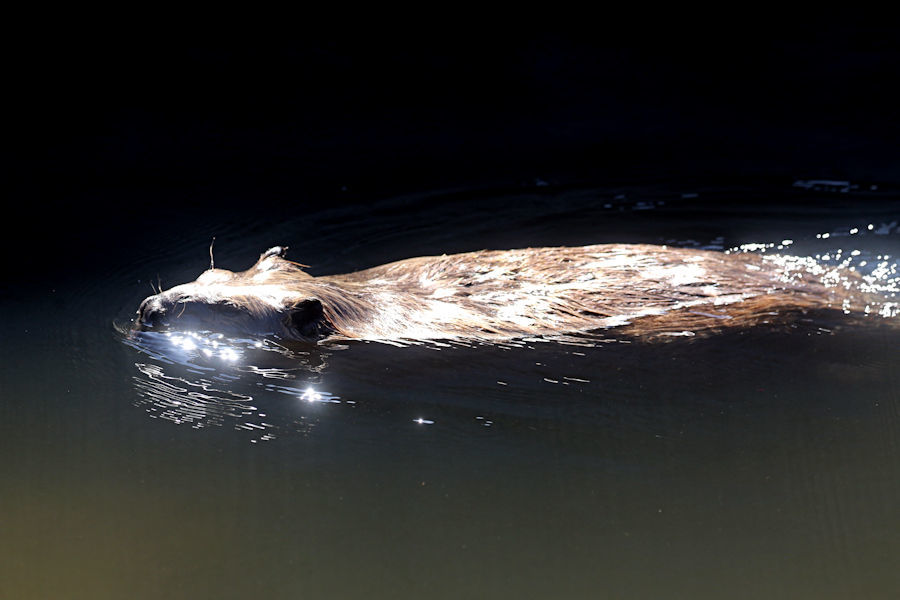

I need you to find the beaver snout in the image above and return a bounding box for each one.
[136,295,173,329]
[135,289,276,335]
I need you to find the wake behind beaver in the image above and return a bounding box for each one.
[133,244,885,343]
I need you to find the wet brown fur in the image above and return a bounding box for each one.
[135,244,876,342]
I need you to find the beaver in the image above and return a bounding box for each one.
[134,244,878,342]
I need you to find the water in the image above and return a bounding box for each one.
[2,182,900,599]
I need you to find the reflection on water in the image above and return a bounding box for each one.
[123,330,342,441]
[133,361,256,427]
[5,183,900,599]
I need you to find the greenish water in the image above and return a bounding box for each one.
[2,184,899,599]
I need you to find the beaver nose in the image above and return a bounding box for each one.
[137,296,168,328]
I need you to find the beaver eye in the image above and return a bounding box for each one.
[289,299,325,338]
[216,301,245,315]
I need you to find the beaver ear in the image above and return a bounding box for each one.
[288,298,328,339]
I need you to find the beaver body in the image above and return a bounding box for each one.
[134,244,869,342]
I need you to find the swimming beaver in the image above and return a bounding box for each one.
[134,244,874,342]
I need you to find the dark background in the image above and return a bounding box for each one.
[6,26,900,286]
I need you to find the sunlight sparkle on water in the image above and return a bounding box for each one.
[163,331,244,362]
[301,387,323,402]
[729,225,900,315]
[174,335,197,351]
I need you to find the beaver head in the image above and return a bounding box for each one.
[135,247,338,341]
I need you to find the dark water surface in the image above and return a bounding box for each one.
[2,183,900,599]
